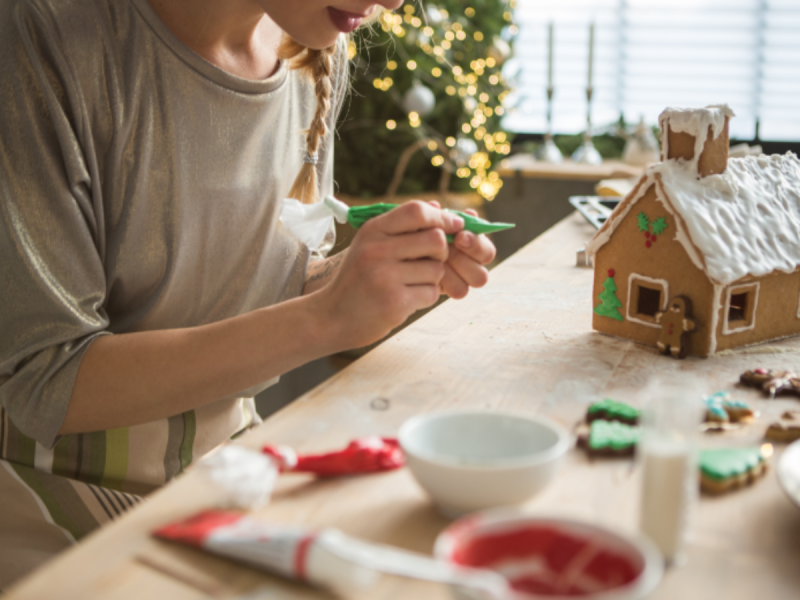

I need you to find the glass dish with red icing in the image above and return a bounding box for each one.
[435,511,663,599]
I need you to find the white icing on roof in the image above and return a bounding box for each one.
[589,152,800,286]
[655,152,800,285]
[659,105,735,165]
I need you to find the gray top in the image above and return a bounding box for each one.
[0,0,344,447]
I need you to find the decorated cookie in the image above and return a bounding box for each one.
[765,411,800,443]
[655,296,697,359]
[577,420,640,457]
[740,368,800,397]
[703,391,754,426]
[586,398,640,425]
[699,447,769,494]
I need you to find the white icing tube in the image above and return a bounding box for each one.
[156,511,508,599]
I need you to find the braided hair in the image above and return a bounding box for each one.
[278,38,337,205]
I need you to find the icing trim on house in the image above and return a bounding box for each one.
[722,282,760,335]
[709,284,723,355]
[626,273,669,328]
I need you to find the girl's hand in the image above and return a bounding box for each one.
[428,203,497,300]
[316,201,464,350]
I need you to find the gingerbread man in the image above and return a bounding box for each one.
[655,296,696,359]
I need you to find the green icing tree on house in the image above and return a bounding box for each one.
[595,270,624,321]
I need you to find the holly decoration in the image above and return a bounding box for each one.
[637,212,668,248]
[595,269,624,321]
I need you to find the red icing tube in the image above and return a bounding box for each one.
[262,436,404,477]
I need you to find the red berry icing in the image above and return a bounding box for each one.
[608,269,615,277]
[644,232,650,239]
[645,241,652,248]
[755,368,768,375]
[651,235,657,242]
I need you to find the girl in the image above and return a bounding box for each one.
[0,0,496,588]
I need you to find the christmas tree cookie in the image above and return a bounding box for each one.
[586,398,640,425]
[699,447,769,494]
[577,420,640,457]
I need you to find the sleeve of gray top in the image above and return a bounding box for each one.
[0,4,111,448]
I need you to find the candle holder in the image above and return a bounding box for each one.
[536,86,563,163]
[571,87,603,166]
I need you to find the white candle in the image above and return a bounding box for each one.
[547,22,554,88]
[587,22,594,89]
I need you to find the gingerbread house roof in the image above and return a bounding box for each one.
[587,152,800,286]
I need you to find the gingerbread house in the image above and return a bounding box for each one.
[586,105,800,357]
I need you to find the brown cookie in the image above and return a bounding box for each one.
[765,411,800,443]
[740,369,800,397]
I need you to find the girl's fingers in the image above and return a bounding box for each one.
[445,246,490,289]
[439,265,469,299]
[393,228,450,262]
[371,201,464,236]
[453,231,496,265]
[404,283,442,311]
[395,259,446,286]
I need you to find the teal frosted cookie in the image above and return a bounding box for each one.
[578,420,640,457]
[586,398,640,425]
[703,391,754,425]
[699,447,769,494]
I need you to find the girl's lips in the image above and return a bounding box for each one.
[327,7,365,33]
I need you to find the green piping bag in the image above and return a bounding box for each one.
[324,196,514,242]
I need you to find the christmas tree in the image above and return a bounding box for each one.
[595,270,624,321]
[335,1,517,202]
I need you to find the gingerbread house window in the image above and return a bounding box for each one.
[723,282,759,335]
[627,274,669,328]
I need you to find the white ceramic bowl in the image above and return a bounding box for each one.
[435,511,664,600]
[398,410,571,517]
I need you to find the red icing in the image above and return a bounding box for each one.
[264,437,405,477]
[645,241,652,248]
[755,368,768,374]
[294,534,317,580]
[644,231,650,239]
[651,235,657,242]
[608,269,615,277]
[154,510,243,547]
[451,525,640,596]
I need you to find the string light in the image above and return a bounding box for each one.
[365,4,514,202]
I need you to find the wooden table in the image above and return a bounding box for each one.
[8,213,800,600]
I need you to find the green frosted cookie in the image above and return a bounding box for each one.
[578,420,640,457]
[699,447,769,494]
[586,398,641,425]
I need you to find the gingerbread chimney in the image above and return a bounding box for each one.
[658,105,735,177]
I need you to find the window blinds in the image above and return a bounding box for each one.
[505,0,800,141]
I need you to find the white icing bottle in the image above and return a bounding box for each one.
[638,381,702,566]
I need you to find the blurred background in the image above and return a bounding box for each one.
[256,0,800,417]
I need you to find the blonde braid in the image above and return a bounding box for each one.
[279,38,337,205]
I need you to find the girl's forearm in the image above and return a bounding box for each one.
[60,293,341,435]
